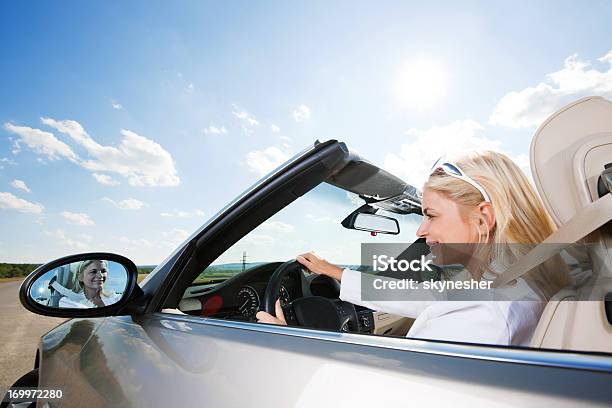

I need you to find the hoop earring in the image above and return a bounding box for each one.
[474,218,486,245]
[482,218,490,243]
[474,217,491,269]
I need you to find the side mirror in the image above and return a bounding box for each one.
[346,213,400,235]
[19,252,143,318]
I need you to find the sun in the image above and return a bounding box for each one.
[394,58,449,110]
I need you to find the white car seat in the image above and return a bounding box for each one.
[528,96,612,352]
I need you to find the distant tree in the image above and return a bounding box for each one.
[0,264,41,278]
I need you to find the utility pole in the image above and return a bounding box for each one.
[242,251,248,272]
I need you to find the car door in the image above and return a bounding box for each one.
[68,312,612,407]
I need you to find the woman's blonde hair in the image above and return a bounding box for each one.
[69,260,113,298]
[424,150,571,299]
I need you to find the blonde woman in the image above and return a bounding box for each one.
[257,150,572,346]
[58,260,122,308]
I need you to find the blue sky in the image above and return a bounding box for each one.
[1,1,611,264]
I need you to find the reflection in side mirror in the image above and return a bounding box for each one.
[29,259,128,309]
[352,213,400,235]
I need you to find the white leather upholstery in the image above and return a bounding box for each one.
[529,96,612,352]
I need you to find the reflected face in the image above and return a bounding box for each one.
[79,261,108,291]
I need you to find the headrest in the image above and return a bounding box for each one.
[530,96,612,226]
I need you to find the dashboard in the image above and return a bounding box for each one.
[179,262,340,321]
[175,262,415,336]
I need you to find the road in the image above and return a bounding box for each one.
[0,280,66,389]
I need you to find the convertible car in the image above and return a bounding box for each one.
[6,97,612,407]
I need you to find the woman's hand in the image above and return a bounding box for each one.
[296,251,343,281]
[256,299,287,325]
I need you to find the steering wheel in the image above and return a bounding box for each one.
[263,260,363,332]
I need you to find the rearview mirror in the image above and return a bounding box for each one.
[19,252,142,318]
[348,213,400,235]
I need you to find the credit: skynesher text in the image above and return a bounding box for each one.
[372,278,493,292]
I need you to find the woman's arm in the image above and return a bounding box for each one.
[297,252,437,319]
[338,267,433,318]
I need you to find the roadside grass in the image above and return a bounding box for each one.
[0,277,25,283]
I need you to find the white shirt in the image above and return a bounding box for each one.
[339,268,545,346]
[58,291,122,308]
[51,280,122,308]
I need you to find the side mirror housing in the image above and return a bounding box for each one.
[19,252,143,318]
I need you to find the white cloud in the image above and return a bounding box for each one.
[384,120,502,187]
[44,229,88,250]
[245,146,289,176]
[307,213,335,223]
[280,135,291,141]
[244,234,275,245]
[4,123,79,162]
[160,209,204,218]
[111,100,123,110]
[41,117,180,187]
[384,119,531,187]
[0,157,17,170]
[61,211,95,226]
[346,192,364,206]
[92,173,120,186]
[259,221,294,233]
[115,228,190,252]
[118,236,154,248]
[203,125,228,135]
[160,210,190,217]
[103,197,147,210]
[490,50,612,128]
[232,105,260,129]
[10,179,31,193]
[293,104,311,122]
[271,124,280,133]
[160,228,190,247]
[0,192,44,214]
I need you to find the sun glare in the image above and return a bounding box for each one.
[395,58,449,110]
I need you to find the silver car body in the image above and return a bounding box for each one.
[34,314,611,407]
[24,135,612,407]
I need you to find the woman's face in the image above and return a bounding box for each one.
[416,189,478,264]
[79,261,108,291]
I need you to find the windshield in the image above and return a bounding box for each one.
[192,183,422,286]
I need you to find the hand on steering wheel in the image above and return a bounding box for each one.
[256,259,362,332]
[296,252,344,281]
[256,299,287,325]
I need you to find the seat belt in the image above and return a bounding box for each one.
[492,193,612,288]
[50,280,83,301]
